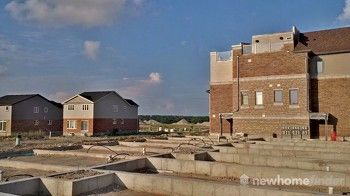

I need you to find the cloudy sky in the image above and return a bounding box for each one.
[0,0,349,115]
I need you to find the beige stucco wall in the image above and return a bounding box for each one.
[0,106,12,136]
[310,53,350,77]
[63,96,94,119]
[210,52,233,84]
[94,93,138,119]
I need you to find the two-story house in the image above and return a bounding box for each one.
[209,26,350,139]
[63,91,139,136]
[0,94,63,136]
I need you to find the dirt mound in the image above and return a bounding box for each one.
[172,119,190,125]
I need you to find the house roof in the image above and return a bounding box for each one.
[294,27,350,55]
[125,99,139,106]
[79,91,113,102]
[0,94,62,108]
[0,94,38,106]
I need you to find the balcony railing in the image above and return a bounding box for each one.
[216,51,232,61]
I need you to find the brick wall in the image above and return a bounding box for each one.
[63,119,93,136]
[310,78,350,137]
[93,118,138,135]
[11,119,62,136]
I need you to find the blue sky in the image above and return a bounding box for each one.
[0,0,349,115]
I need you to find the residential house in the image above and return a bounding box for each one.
[63,91,139,136]
[0,94,63,136]
[209,26,350,139]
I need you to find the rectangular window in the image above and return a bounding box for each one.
[67,120,77,129]
[34,120,39,126]
[82,104,89,111]
[81,120,89,131]
[113,119,117,125]
[68,105,74,110]
[5,106,9,112]
[317,61,323,73]
[274,90,283,103]
[289,89,299,105]
[255,91,263,105]
[48,120,52,126]
[113,105,118,113]
[0,121,6,131]
[33,107,39,113]
[241,92,249,106]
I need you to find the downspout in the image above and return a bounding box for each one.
[231,55,240,136]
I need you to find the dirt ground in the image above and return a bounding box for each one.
[9,154,108,167]
[75,148,157,156]
[0,166,55,182]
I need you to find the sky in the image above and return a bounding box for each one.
[0,0,349,115]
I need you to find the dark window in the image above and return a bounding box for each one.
[274,90,283,103]
[289,89,299,105]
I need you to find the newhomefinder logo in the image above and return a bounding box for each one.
[240,174,310,186]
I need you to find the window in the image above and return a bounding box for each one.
[317,61,323,73]
[5,106,9,112]
[82,104,89,111]
[67,120,77,129]
[68,105,74,110]
[121,119,124,125]
[274,90,283,103]
[48,120,52,126]
[289,89,299,105]
[0,121,6,131]
[123,106,127,111]
[33,107,39,113]
[44,107,48,113]
[255,91,263,105]
[113,119,117,125]
[241,92,249,106]
[81,120,88,131]
[34,120,39,126]
[113,105,118,113]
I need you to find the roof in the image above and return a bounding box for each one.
[0,94,37,106]
[0,94,62,108]
[79,91,113,102]
[294,27,350,55]
[125,99,138,106]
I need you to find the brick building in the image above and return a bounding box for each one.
[209,26,350,139]
[0,94,63,136]
[63,91,138,136]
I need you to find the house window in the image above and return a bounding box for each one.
[81,120,89,131]
[0,121,6,131]
[82,104,89,111]
[48,120,52,126]
[123,106,127,112]
[241,92,249,106]
[121,119,124,125]
[34,120,39,126]
[113,105,118,113]
[274,90,283,103]
[255,91,263,105]
[289,89,299,105]
[5,106,9,112]
[317,61,323,73]
[33,107,39,113]
[44,107,49,113]
[113,119,117,125]
[68,105,74,110]
[67,120,77,129]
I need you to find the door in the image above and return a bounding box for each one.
[81,120,89,132]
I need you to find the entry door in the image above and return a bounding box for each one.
[81,120,89,132]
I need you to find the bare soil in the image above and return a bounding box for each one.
[53,170,102,180]
[0,166,55,182]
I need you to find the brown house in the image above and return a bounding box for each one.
[209,26,350,139]
[0,94,63,136]
[63,91,139,136]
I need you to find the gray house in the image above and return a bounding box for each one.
[0,94,63,136]
[63,91,138,136]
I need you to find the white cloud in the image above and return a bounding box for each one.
[84,41,100,61]
[5,0,127,27]
[147,72,161,84]
[0,65,8,75]
[339,0,350,21]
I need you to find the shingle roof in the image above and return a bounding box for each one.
[295,27,350,55]
[79,91,113,102]
[0,94,38,106]
[125,99,139,106]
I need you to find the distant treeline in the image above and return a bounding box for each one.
[139,115,209,124]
